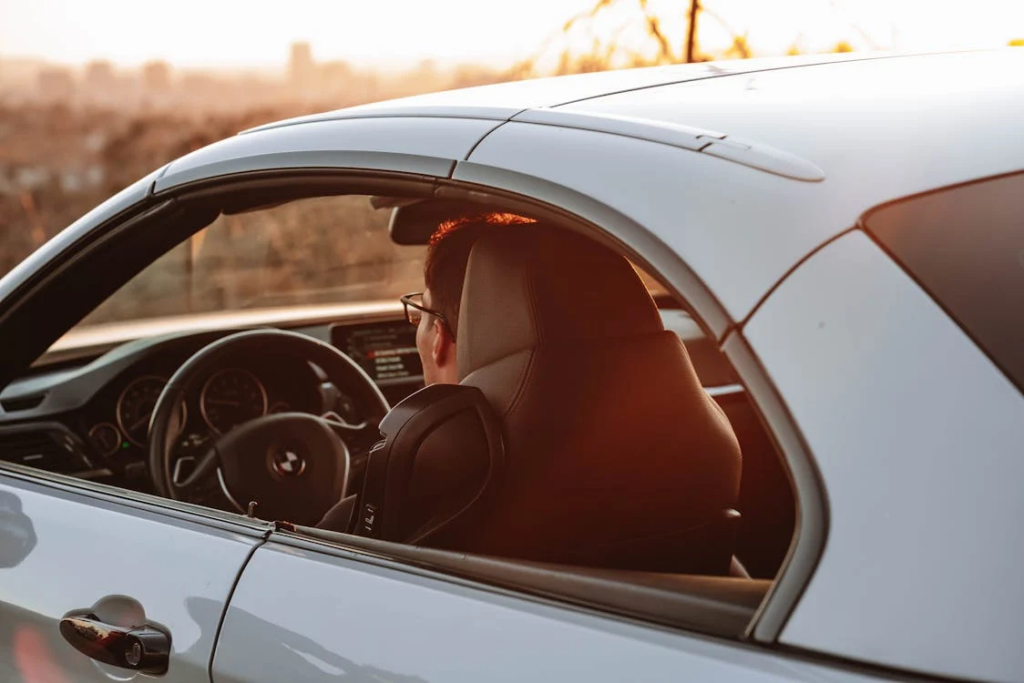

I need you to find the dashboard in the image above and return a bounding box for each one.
[0,307,731,494]
[0,317,426,492]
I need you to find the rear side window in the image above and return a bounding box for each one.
[865,172,1024,391]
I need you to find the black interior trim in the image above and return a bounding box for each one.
[0,200,203,389]
[157,169,440,210]
[278,525,769,638]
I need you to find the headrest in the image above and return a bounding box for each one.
[457,226,664,378]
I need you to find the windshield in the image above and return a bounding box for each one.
[73,194,426,332]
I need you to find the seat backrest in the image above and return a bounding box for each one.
[357,383,505,545]
[448,226,743,573]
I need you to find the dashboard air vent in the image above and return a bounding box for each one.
[0,429,81,473]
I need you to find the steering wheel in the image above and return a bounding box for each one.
[148,329,390,525]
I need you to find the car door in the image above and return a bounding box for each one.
[211,531,884,683]
[0,467,266,683]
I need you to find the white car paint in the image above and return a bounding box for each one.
[214,539,874,683]
[155,116,503,192]
[0,473,262,682]
[745,231,1024,683]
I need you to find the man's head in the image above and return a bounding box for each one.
[413,212,535,385]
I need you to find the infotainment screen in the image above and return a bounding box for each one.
[330,322,423,383]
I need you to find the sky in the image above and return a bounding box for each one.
[0,0,1022,70]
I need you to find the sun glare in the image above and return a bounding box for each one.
[1,0,1021,71]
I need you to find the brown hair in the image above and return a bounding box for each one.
[424,212,536,336]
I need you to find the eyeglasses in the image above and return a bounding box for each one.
[400,292,456,341]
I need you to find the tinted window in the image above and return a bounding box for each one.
[866,172,1024,391]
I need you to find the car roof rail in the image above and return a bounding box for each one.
[511,109,825,182]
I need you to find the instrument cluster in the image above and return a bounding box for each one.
[84,363,315,469]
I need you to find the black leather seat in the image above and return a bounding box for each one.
[360,225,743,574]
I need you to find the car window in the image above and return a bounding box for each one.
[74,195,426,331]
[864,172,1024,392]
[71,194,673,336]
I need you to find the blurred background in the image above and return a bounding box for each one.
[2,0,1023,285]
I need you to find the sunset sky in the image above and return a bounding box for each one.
[1,0,1022,69]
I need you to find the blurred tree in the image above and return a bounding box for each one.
[785,31,806,56]
[685,0,701,63]
[725,33,752,59]
[509,0,887,79]
[510,0,715,78]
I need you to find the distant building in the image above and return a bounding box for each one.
[37,67,75,103]
[83,60,118,106]
[289,42,315,92]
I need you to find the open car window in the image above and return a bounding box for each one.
[71,195,674,337]
[74,195,426,332]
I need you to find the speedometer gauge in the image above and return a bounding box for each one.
[117,375,187,447]
[200,368,268,434]
[88,423,121,458]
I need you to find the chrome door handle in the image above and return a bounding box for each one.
[59,610,170,675]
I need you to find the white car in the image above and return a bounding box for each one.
[1,49,1022,683]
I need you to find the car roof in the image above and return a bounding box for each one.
[239,49,1024,218]
[243,51,901,132]
[560,49,1024,183]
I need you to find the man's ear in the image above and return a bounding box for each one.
[430,318,454,367]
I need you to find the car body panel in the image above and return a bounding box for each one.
[745,231,1024,683]
[154,117,504,192]
[560,50,1024,194]
[213,538,882,683]
[509,108,826,182]
[0,472,261,682]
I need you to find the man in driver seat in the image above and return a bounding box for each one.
[401,212,536,387]
[396,212,742,575]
